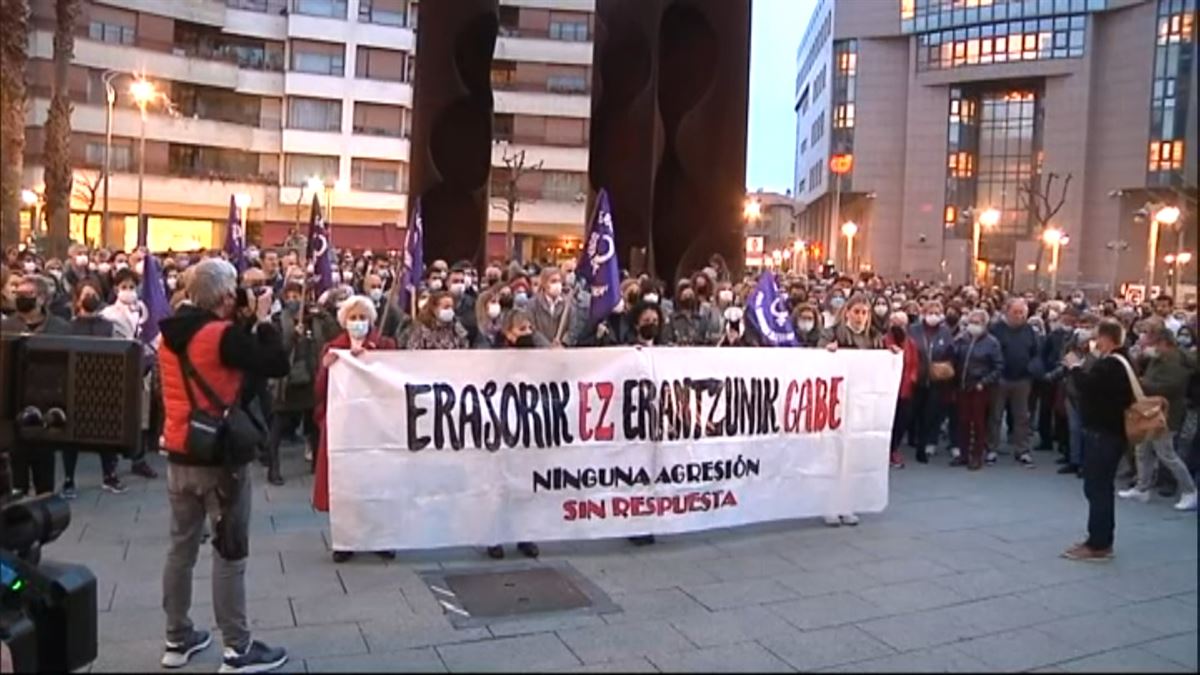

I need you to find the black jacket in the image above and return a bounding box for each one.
[1070,348,1135,441]
[70,315,116,338]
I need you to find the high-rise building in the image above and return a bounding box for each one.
[21,0,593,260]
[794,0,1196,294]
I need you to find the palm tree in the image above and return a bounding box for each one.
[42,0,79,258]
[0,0,30,249]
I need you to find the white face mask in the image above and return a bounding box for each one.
[547,282,563,298]
[874,305,889,317]
[98,262,111,274]
[74,254,89,267]
[967,323,986,337]
[717,290,734,305]
[118,289,138,306]
[368,288,384,302]
[487,302,501,319]
[798,319,815,332]
[429,278,444,291]
[436,307,455,324]
[564,272,576,286]
[114,262,128,271]
[22,261,36,273]
[1165,317,1183,333]
[612,299,626,314]
[724,306,744,323]
[643,293,660,305]
[924,314,943,326]
[346,319,370,340]
[449,282,466,296]
[331,271,342,284]
[1143,345,1160,359]
[135,261,144,276]
[166,276,178,291]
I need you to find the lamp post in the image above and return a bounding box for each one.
[1147,204,1180,288]
[234,193,251,243]
[829,154,853,268]
[1105,239,1129,297]
[129,78,158,247]
[1042,227,1067,297]
[841,220,858,273]
[1165,251,1193,299]
[974,207,1000,285]
[101,70,124,246]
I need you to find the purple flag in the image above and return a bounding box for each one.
[578,189,620,327]
[400,197,424,305]
[306,194,333,295]
[140,254,171,346]
[223,195,246,273]
[747,271,797,346]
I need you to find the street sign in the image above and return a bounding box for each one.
[745,235,764,266]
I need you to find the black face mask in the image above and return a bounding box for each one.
[945,312,961,327]
[15,295,38,314]
[499,296,514,310]
[80,295,102,313]
[513,334,535,348]
[638,323,658,341]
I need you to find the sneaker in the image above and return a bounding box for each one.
[823,515,842,527]
[985,451,998,465]
[304,447,314,463]
[517,541,540,559]
[61,480,77,500]
[925,444,938,458]
[102,475,127,494]
[839,513,859,526]
[890,451,905,469]
[1117,487,1151,503]
[161,629,212,668]
[628,534,656,546]
[218,640,288,674]
[1057,464,1078,475]
[1017,452,1035,468]
[331,550,354,563]
[131,460,158,479]
[949,456,968,467]
[1060,542,1113,562]
[486,545,505,559]
[1174,492,1198,511]
[949,447,962,460]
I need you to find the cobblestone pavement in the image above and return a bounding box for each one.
[45,446,1197,673]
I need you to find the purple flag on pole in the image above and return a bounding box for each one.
[223,195,246,273]
[401,197,424,304]
[307,194,333,294]
[140,254,171,346]
[578,189,620,327]
[747,271,797,346]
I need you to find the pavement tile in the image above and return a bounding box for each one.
[852,579,968,614]
[360,620,492,652]
[602,588,709,624]
[1106,597,1198,635]
[1053,646,1193,672]
[855,605,979,652]
[437,633,581,672]
[817,644,988,673]
[774,566,872,597]
[669,605,798,647]
[554,657,660,672]
[681,578,798,610]
[769,591,890,631]
[695,552,798,581]
[647,641,794,672]
[1035,610,1164,651]
[306,648,447,673]
[1138,633,1199,670]
[1014,580,1134,615]
[291,589,413,625]
[941,594,1064,633]
[487,613,607,638]
[955,627,1093,671]
[933,567,1044,601]
[758,624,894,671]
[250,623,368,659]
[557,620,693,664]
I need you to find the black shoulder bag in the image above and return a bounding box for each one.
[179,351,265,467]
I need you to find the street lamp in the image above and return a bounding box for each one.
[974,207,1000,284]
[841,221,858,272]
[1042,227,1067,296]
[1105,239,1130,297]
[1165,250,1193,299]
[743,198,761,221]
[1147,204,1182,287]
[129,77,160,247]
[21,189,39,238]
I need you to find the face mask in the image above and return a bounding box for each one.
[115,262,128,271]
[514,333,535,348]
[1165,317,1183,333]
[429,278,444,291]
[347,319,370,340]
[135,261,144,276]
[1178,335,1193,348]
[331,271,342,284]
[368,288,384,302]
[247,249,260,261]
[638,323,658,341]
[924,314,943,326]
[80,295,102,313]
[798,319,815,332]
[874,305,889,317]
[118,289,138,305]
[547,282,563,298]
[724,306,744,323]
[284,300,301,313]
[22,261,36,273]
[48,269,62,279]
[449,282,465,296]
[1143,346,1160,359]
[514,292,529,306]
[1075,328,1093,342]
[946,313,960,326]
[436,307,455,324]
[565,272,576,286]
[418,298,429,311]
[487,302,502,319]
[830,297,845,309]
[15,295,37,313]
[967,323,986,337]
[643,293,660,305]
[166,276,178,291]
[718,290,734,305]
[74,254,89,267]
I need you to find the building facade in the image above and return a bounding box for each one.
[21,0,593,260]
[794,0,1197,294]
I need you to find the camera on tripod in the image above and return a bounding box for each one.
[2,333,147,672]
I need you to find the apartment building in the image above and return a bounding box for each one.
[21,0,594,259]
[794,0,1197,293]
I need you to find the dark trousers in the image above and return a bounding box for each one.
[265,409,316,472]
[62,450,119,483]
[912,383,949,449]
[11,448,55,495]
[957,387,991,461]
[1082,429,1125,551]
[891,397,913,452]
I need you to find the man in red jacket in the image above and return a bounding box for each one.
[157,259,291,673]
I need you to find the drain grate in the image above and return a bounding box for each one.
[420,561,619,628]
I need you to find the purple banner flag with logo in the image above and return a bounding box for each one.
[223,195,246,273]
[747,271,797,346]
[400,197,424,305]
[307,194,333,294]
[578,189,620,327]
[140,254,171,346]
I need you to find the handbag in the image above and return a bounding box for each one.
[929,361,956,382]
[178,352,265,466]
[1110,354,1169,444]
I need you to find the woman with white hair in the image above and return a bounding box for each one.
[312,294,398,563]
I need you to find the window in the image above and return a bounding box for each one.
[353,102,409,137]
[290,40,345,76]
[288,97,342,131]
[285,154,339,185]
[85,141,132,171]
[359,0,408,27]
[838,50,857,75]
[544,117,586,146]
[917,15,1086,70]
[948,150,974,177]
[812,66,826,100]
[1158,9,1195,44]
[89,21,135,45]
[541,171,585,202]
[168,144,262,179]
[1148,0,1195,185]
[293,0,347,19]
[1149,140,1185,171]
[491,60,517,88]
[351,158,406,192]
[972,88,1042,238]
[549,20,589,41]
[547,73,588,94]
[494,113,515,141]
[356,47,409,82]
[834,103,855,129]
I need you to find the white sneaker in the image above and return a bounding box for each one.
[839,513,860,526]
[304,447,313,462]
[949,447,962,459]
[823,515,842,527]
[925,444,938,458]
[1117,487,1151,503]
[1174,492,1198,511]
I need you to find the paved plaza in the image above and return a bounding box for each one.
[48,447,1197,673]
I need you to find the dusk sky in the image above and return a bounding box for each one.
[746,0,817,195]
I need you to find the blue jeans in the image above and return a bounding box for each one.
[1082,429,1125,551]
[1066,400,1084,467]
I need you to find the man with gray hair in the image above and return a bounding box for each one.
[156,259,291,672]
[988,297,1044,467]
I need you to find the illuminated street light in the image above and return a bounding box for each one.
[233,193,252,210]
[21,189,37,206]
[129,77,161,247]
[973,207,1001,284]
[1154,205,1181,226]
[1042,227,1066,296]
[841,221,858,272]
[307,176,325,193]
[743,198,761,221]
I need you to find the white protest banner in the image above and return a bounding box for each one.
[326,347,902,550]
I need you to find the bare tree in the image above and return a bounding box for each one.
[490,143,543,260]
[42,0,80,259]
[0,0,30,249]
[72,171,102,244]
[1018,171,1072,289]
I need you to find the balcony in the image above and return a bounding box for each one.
[491,79,591,96]
[495,35,593,66]
[493,90,590,118]
[490,140,588,172]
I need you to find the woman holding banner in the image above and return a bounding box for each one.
[313,294,398,563]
